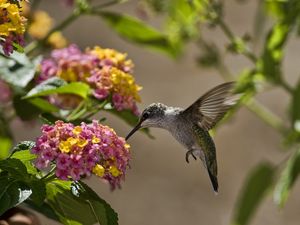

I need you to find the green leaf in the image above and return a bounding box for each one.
[0,157,46,208]
[0,173,32,215]
[274,149,300,207]
[24,77,91,99]
[0,158,29,179]
[72,181,118,225]
[259,23,289,83]
[13,95,43,120]
[25,200,60,222]
[99,11,178,57]
[11,141,35,155]
[28,98,59,113]
[10,149,37,175]
[46,180,118,225]
[0,136,12,160]
[104,104,153,138]
[231,162,275,225]
[0,54,41,87]
[28,178,46,206]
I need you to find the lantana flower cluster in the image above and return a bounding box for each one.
[38,44,142,115]
[0,0,26,55]
[32,120,131,189]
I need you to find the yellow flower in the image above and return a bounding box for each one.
[48,31,68,49]
[89,46,134,69]
[72,126,82,135]
[28,10,53,39]
[57,68,78,82]
[77,138,88,148]
[92,136,100,144]
[59,141,71,153]
[109,165,121,177]
[93,164,105,177]
[67,137,78,146]
[0,0,26,36]
[110,67,142,102]
[124,143,130,149]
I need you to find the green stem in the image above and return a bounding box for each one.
[41,166,57,182]
[66,101,86,121]
[280,79,293,94]
[245,99,287,134]
[81,100,108,120]
[218,19,257,63]
[93,0,121,10]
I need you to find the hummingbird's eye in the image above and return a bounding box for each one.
[142,112,150,120]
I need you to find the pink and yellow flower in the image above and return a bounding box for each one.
[0,0,26,55]
[37,44,142,114]
[32,120,131,189]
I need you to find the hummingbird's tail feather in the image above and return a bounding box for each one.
[207,169,219,193]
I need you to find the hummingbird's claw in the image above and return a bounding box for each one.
[185,150,197,163]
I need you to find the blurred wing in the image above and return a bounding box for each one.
[183,82,239,130]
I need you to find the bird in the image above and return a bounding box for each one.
[125,82,239,193]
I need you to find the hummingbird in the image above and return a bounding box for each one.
[125,82,239,193]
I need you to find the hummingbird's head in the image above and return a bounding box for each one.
[126,103,167,140]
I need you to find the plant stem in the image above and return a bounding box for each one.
[41,166,56,181]
[245,99,287,134]
[280,79,293,94]
[93,0,121,10]
[218,19,257,63]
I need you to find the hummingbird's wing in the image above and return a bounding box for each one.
[182,82,239,130]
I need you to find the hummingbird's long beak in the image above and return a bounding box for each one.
[125,120,143,140]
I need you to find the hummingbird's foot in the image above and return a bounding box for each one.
[185,150,197,163]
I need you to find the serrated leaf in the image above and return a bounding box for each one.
[0,54,41,87]
[0,158,29,179]
[11,149,37,175]
[72,181,118,225]
[0,175,32,215]
[99,11,178,57]
[46,180,118,225]
[231,162,275,225]
[25,200,60,222]
[274,149,300,207]
[29,178,46,206]
[25,77,90,99]
[11,141,35,154]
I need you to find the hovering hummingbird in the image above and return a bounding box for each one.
[126,82,239,193]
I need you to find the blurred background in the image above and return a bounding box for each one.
[12,0,300,224]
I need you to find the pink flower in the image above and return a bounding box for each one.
[32,120,131,189]
[36,44,141,114]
